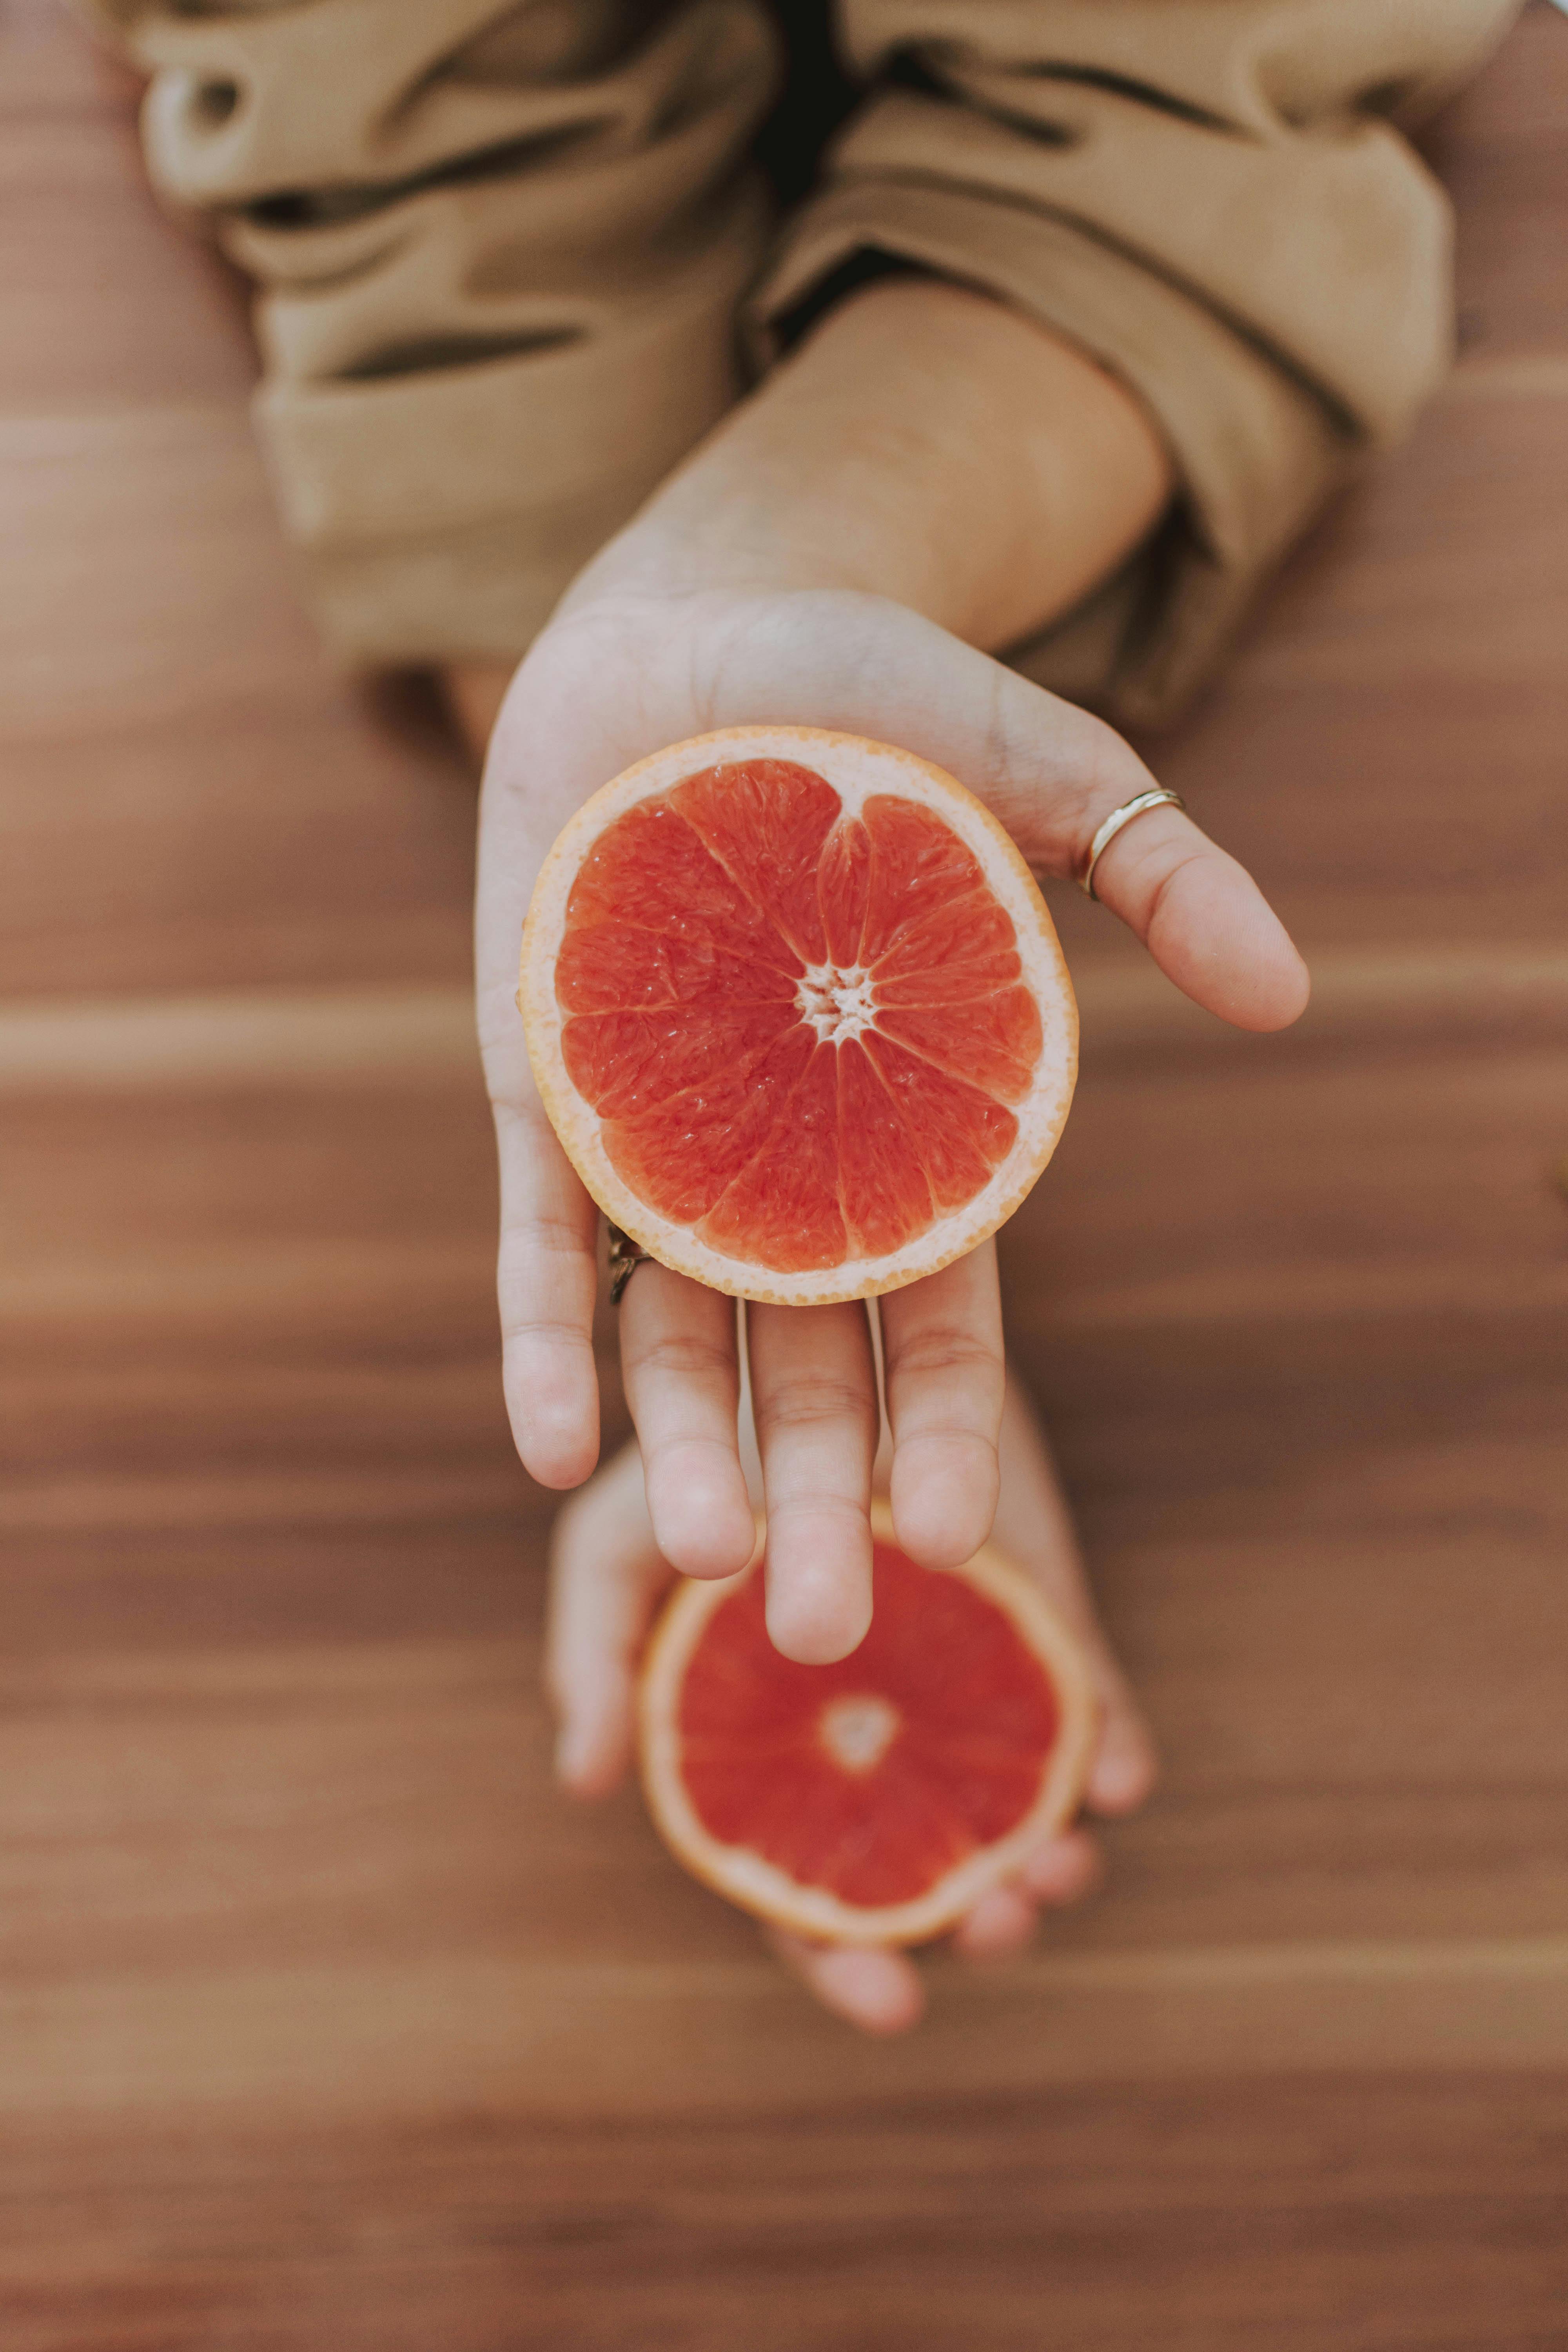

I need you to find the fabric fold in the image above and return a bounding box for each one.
[82,0,1519,705]
[749,0,1518,720]
[86,0,781,662]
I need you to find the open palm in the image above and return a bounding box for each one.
[476,584,1308,1661]
[474,582,1306,2032]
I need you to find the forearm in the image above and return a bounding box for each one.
[563,279,1172,651]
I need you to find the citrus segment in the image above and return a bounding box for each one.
[598,1023,818,1229]
[559,1002,795,1122]
[699,1040,847,1270]
[874,993,1043,1103]
[678,1546,1056,1905]
[835,1035,934,1256]
[521,726,1077,1305]
[671,759,841,965]
[858,1031,1016,1211]
[638,1507,1097,1945]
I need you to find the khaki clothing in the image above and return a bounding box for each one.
[89,0,1517,722]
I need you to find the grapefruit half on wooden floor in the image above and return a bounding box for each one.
[519,726,1076,1303]
[638,1505,1097,1946]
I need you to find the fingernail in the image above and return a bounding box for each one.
[554,1721,592,1784]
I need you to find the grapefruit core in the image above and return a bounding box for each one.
[638,1504,1097,1946]
[519,726,1077,1305]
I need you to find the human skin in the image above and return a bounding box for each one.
[457,280,1310,2028]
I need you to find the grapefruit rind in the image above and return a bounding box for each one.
[637,1501,1099,1948]
[519,726,1077,1307]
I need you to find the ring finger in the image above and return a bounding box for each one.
[880,1240,1005,1569]
[619,1261,757,1580]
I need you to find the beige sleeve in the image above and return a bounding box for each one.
[750,0,1521,724]
[86,0,781,665]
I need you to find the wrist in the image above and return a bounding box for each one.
[563,279,1172,648]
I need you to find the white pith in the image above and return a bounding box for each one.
[797,963,877,1046]
[818,1692,900,1773]
[520,725,1078,1307]
[637,1503,1100,1949]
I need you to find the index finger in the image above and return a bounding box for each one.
[748,1297,879,1663]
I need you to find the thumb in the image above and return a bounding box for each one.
[863,622,1311,1036]
[546,1439,672,1796]
[698,594,1310,1035]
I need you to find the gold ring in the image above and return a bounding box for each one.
[1077,788,1187,900]
[606,1223,651,1306]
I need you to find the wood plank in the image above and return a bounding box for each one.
[2,2074,1564,2352]
[0,419,474,1003]
[2,1,1566,2345]
[5,1944,1568,2142]
[1421,0,1568,362]
[5,940,1568,1089]
[1223,394,1568,695]
[3,1525,1564,1991]
[0,122,256,410]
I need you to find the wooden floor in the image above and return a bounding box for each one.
[4,4,1567,2345]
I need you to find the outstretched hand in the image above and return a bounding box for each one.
[547,1363,1158,2034]
[476,585,1309,1665]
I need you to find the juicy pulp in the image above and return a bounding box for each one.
[675,1539,1062,1909]
[555,758,1044,1274]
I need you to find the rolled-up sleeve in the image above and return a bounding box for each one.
[749,0,1520,722]
[89,0,781,663]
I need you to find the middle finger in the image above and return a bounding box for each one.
[748,1298,878,1662]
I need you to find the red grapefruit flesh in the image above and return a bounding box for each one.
[638,1506,1097,1945]
[520,727,1076,1304]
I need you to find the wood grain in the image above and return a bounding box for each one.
[2,2,1566,2345]
[4,2077,1563,2352]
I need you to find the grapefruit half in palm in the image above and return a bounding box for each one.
[520,726,1076,1303]
[638,1503,1096,1945]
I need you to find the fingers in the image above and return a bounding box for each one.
[945,650,1307,1029]
[693,597,1308,1034]
[991,1371,1160,1818]
[1016,1826,1104,1908]
[767,1825,1104,2022]
[950,1882,1038,1961]
[936,648,1307,1034]
[1087,802,1310,1034]
[951,1827,1103,1960]
[879,1242,1005,1568]
[545,1438,671,1795]
[1085,1691,1163,1818]
[619,1265,756,1581]
[765,1928,926,2036]
[748,1299,878,1663]
[475,659,618,1496]
[493,1097,602,1488]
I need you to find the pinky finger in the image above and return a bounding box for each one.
[1016,1828,1103,1907]
[764,1928,926,2036]
[494,1101,602,1489]
[951,1830,1102,1961]
[546,1441,670,1797]
[951,1883,1037,1961]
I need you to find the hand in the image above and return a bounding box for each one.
[547,1362,1158,2034]
[475,583,1308,1665]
